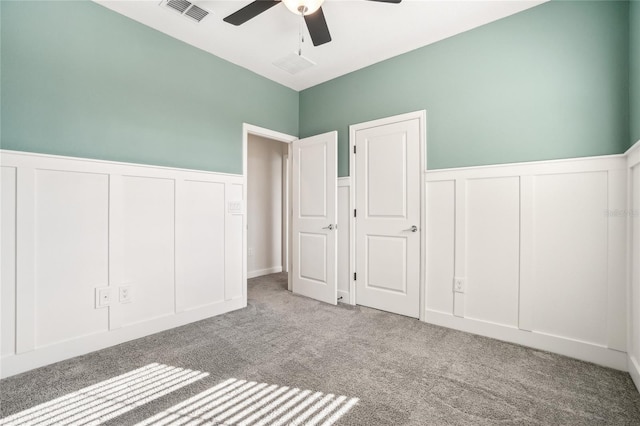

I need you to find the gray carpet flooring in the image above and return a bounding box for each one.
[1,272,640,425]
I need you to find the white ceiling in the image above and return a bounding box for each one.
[94,0,546,91]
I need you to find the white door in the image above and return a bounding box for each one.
[355,117,421,318]
[292,131,338,305]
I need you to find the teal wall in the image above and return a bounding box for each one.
[632,0,640,145]
[300,1,630,176]
[0,1,298,174]
[2,1,634,174]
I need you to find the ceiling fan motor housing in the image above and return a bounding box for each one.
[282,0,324,16]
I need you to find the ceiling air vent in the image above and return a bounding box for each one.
[184,5,209,22]
[273,52,316,75]
[161,0,210,23]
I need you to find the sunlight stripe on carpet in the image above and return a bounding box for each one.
[133,378,358,426]
[0,363,208,426]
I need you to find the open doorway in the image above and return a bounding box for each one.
[247,134,288,279]
[243,124,297,291]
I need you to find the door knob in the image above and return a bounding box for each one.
[322,224,335,230]
[404,225,418,232]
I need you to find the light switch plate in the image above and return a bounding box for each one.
[228,200,243,214]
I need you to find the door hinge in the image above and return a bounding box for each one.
[354,272,357,281]
[354,209,357,218]
[353,145,356,154]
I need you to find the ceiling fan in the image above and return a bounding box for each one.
[223,0,402,47]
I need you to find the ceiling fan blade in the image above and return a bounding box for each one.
[223,0,280,26]
[365,0,402,3]
[304,7,331,47]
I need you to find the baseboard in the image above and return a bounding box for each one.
[629,355,640,392]
[0,298,245,379]
[337,290,350,303]
[425,310,627,371]
[247,266,283,279]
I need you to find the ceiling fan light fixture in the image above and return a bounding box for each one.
[282,0,324,16]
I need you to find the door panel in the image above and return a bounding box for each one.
[299,233,327,282]
[367,131,407,217]
[292,131,338,305]
[356,118,421,318]
[367,235,407,293]
[300,143,327,217]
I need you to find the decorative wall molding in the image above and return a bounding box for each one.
[3,148,639,378]
[426,310,627,370]
[1,150,243,178]
[425,154,628,370]
[2,298,244,378]
[626,139,640,389]
[425,154,625,180]
[626,140,640,168]
[0,150,246,378]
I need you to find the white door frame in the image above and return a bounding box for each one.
[243,123,298,291]
[348,110,427,321]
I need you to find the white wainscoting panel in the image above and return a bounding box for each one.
[465,177,520,328]
[225,183,245,301]
[34,170,110,348]
[0,151,245,378]
[425,180,455,315]
[633,165,640,363]
[632,164,640,377]
[119,176,175,327]
[607,169,627,352]
[532,172,608,346]
[426,156,628,370]
[176,180,226,312]
[628,141,640,391]
[1,167,17,357]
[337,178,351,303]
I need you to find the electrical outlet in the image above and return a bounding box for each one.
[95,287,111,308]
[119,285,133,304]
[248,248,254,257]
[453,277,465,293]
